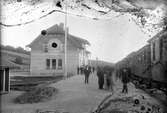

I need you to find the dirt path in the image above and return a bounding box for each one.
[49,74,112,113]
[1,73,111,113]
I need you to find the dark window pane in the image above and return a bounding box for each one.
[46,59,50,69]
[5,68,9,91]
[58,59,62,69]
[44,44,48,52]
[153,42,156,61]
[52,59,56,69]
[160,38,163,60]
[0,70,4,91]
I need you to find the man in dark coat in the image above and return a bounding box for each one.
[77,66,80,75]
[84,66,91,84]
[88,66,92,74]
[106,71,114,91]
[97,67,104,89]
[121,67,131,93]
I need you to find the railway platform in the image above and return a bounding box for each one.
[1,72,166,113]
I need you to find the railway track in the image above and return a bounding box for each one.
[131,73,167,93]
[131,79,167,107]
[10,76,63,91]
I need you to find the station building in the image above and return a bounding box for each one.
[27,23,90,76]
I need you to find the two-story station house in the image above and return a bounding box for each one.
[27,23,90,76]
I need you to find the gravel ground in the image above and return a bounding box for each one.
[1,72,166,113]
[92,74,167,113]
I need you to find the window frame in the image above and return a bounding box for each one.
[44,43,48,52]
[152,42,156,61]
[52,42,58,48]
[52,59,57,69]
[58,59,62,69]
[46,59,50,69]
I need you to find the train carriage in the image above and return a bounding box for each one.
[148,30,167,88]
[116,29,167,91]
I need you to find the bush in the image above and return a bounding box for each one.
[14,86,58,104]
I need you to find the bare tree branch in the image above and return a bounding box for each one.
[1,0,167,36]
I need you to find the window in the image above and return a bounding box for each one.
[143,51,147,64]
[52,42,58,48]
[138,56,141,63]
[152,42,156,61]
[46,59,50,69]
[44,44,48,52]
[160,38,163,60]
[58,59,62,69]
[52,59,56,69]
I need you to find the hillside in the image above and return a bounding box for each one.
[0,45,30,71]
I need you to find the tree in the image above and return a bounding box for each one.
[16,47,24,52]
[1,0,167,39]
[15,56,23,64]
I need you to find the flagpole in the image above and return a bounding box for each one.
[64,1,67,78]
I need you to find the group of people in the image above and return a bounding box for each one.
[96,66,131,93]
[77,66,95,75]
[96,66,114,91]
[79,65,131,94]
[97,66,131,93]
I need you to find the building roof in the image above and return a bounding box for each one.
[27,23,90,49]
[136,44,150,53]
[148,29,167,43]
[0,58,20,69]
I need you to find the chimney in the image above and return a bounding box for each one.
[59,23,64,29]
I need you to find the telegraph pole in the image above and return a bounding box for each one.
[96,57,98,68]
[64,1,67,78]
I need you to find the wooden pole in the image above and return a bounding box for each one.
[64,1,67,78]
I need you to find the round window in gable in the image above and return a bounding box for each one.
[52,42,58,48]
[41,30,47,35]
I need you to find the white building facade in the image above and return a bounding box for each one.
[28,23,90,76]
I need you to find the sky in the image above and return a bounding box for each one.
[1,12,150,63]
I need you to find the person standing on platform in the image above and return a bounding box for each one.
[84,66,91,84]
[103,72,107,90]
[97,67,104,89]
[80,66,84,75]
[88,66,92,74]
[77,66,80,75]
[108,71,114,92]
[103,69,113,91]
[121,67,131,93]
